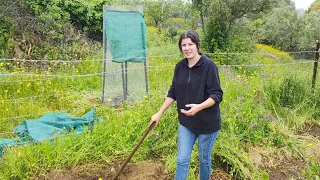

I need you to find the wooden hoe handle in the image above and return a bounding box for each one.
[112,122,155,180]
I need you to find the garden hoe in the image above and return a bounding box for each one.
[112,122,155,180]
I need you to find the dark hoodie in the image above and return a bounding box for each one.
[167,54,223,134]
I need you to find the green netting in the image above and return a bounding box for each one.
[104,10,147,63]
[0,109,102,156]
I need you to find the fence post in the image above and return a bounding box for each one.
[311,40,320,90]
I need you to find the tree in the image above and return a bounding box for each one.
[298,10,320,51]
[257,2,299,51]
[0,0,112,59]
[144,0,174,32]
[24,0,112,41]
[0,0,36,57]
[192,0,277,52]
[223,0,276,22]
[191,0,206,32]
[307,0,320,12]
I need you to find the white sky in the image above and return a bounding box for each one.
[293,0,315,9]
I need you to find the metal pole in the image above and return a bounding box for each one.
[311,40,320,89]
[144,60,149,96]
[125,61,128,97]
[121,63,127,100]
[102,6,107,104]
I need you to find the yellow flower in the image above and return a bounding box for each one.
[18,151,21,157]
[107,98,112,102]
[98,178,103,180]
[307,143,312,147]
[244,156,249,160]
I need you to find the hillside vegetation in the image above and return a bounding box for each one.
[0,0,319,179]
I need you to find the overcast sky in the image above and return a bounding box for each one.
[293,0,315,9]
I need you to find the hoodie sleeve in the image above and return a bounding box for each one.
[206,61,223,103]
[167,64,178,100]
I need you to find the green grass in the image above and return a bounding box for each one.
[0,39,320,179]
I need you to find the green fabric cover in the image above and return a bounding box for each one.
[0,108,101,156]
[104,10,147,63]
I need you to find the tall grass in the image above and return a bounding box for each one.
[0,36,319,179]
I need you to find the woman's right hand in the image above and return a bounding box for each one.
[148,112,162,127]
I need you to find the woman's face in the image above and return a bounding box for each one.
[181,38,199,60]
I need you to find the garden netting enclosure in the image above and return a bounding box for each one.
[102,5,148,104]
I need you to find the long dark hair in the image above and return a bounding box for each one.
[178,30,201,54]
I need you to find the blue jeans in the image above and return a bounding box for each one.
[175,124,219,180]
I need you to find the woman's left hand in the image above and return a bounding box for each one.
[180,104,201,116]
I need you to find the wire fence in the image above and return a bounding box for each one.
[0,51,319,137]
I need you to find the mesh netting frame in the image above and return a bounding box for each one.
[102,5,148,104]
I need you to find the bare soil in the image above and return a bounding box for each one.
[265,121,320,180]
[38,124,320,180]
[211,168,232,180]
[300,123,320,140]
[37,162,231,180]
[266,158,305,180]
[37,162,170,180]
[36,157,311,180]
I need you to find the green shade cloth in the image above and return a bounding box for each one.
[104,10,147,63]
[0,108,102,156]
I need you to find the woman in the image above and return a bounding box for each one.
[149,30,223,180]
